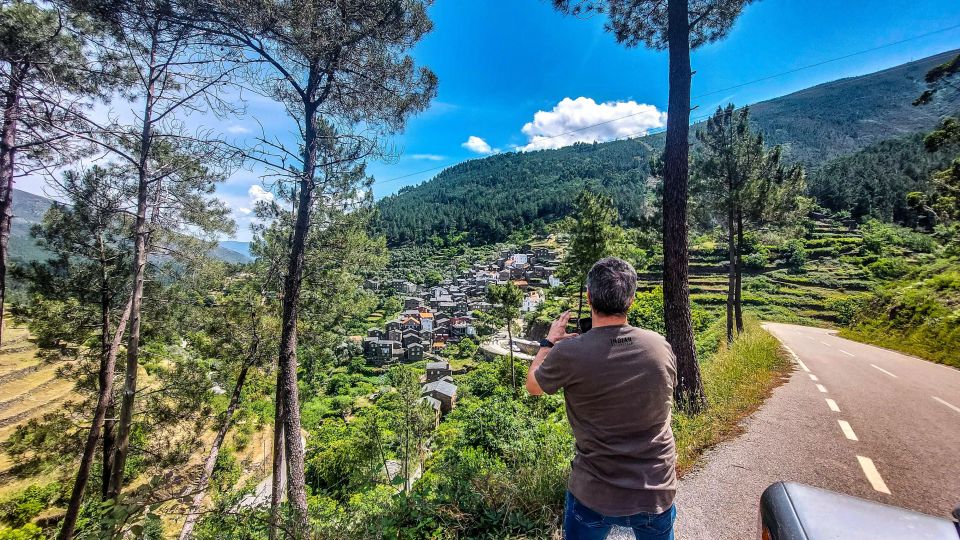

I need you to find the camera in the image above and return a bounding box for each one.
[568,316,592,334]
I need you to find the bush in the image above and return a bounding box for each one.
[743,250,768,270]
[826,295,871,326]
[0,524,42,540]
[861,219,938,254]
[784,240,807,273]
[0,483,61,528]
[867,258,911,279]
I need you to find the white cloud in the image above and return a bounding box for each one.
[248,185,275,204]
[409,153,446,161]
[461,135,496,155]
[238,207,252,215]
[226,124,252,134]
[520,97,667,151]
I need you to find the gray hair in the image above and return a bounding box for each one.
[587,257,637,316]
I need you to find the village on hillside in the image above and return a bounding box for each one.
[359,244,561,416]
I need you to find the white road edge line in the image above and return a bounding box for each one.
[932,396,960,414]
[838,420,859,441]
[816,384,827,393]
[808,374,819,381]
[839,349,855,357]
[870,364,898,378]
[857,456,891,494]
[782,344,810,372]
[826,398,840,412]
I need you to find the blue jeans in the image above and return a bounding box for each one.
[563,491,676,540]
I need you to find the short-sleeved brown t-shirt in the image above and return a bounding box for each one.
[535,324,677,516]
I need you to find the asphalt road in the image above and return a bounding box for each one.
[611,323,960,540]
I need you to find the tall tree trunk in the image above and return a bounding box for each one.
[275,98,320,537]
[0,63,23,346]
[268,378,285,540]
[725,205,735,345]
[735,210,744,334]
[576,275,585,319]
[102,401,116,499]
[663,0,706,413]
[507,319,516,397]
[107,51,157,500]
[59,297,132,540]
[179,360,254,540]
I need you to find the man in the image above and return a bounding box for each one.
[526,257,678,540]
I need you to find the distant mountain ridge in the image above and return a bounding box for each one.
[7,188,251,264]
[377,49,960,245]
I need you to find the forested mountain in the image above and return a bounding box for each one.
[377,49,960,245]
[6,188,250,264]
[807,132,959,222]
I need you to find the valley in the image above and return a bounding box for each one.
[1,2,959,538]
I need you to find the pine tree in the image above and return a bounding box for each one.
[185,2,437,534]
[563,188,620,318]
[693,104,806,343]
[486,282,524,397]
[554,0,755,413]
[16,166,133,540]
[0,1,120,344]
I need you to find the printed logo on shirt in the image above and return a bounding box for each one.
[610,336,633,346]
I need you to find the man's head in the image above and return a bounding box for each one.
[587,257,637,317]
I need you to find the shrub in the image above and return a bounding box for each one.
[784,240,807,273]
[826,295,871,326]
[0,483,61,528]
[861,219,939,254]
[0,524,42,540]
[743,250,768,270]
[744,276,779,293]
[867,258,911,279]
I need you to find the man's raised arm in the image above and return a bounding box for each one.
[526,310,577,396]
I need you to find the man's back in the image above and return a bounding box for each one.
[535,323,678,517]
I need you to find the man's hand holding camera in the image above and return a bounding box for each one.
[547,310,579,345]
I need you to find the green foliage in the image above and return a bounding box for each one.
[825,294,871,326]
[866,258,911,279]
[0,524,43,540]
[784,239,808,272]
[860,219,938,254]
[808,132,959,222]
[563,187,622,283]
[842,262,960,368]
[0,483,61,528]
[672,318,788,471]
[628,286,715,354]
[743,249,768,270]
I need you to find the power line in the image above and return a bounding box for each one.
[693,23,960,100]
[374,23,960,187]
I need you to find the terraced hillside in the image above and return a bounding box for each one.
[0,323,75,498]
[638,218,929,326]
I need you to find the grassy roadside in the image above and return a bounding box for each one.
[838,261,960,370]
[673,317,792,473]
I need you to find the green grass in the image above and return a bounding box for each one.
[840,262,960,369]
[673,317,791,472]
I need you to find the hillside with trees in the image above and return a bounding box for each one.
[1,0,959,536]
[377,49,960,245]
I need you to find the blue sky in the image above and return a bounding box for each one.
[361,0,960,198]
[19,0,960,241]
